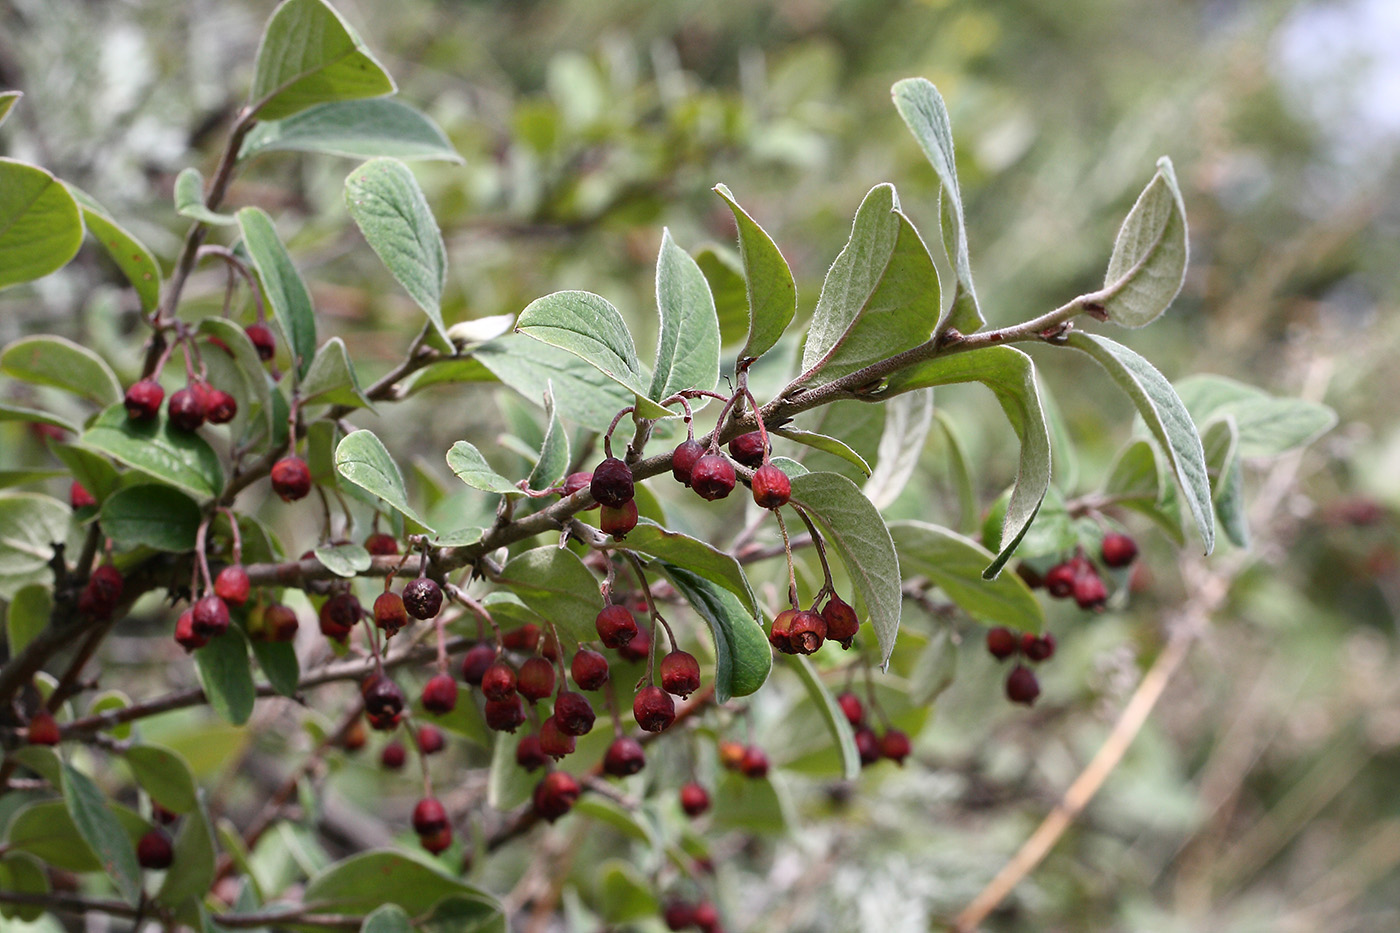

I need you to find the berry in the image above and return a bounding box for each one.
[1101,532,1139,568]
[341,718,367,752]
[167,387,206,431]
[422,673,459,714]
[880,729,912,766]
[540,629,561,663]
[595,605,639,649]
[532,771,581,822]
[361,675,406,730]
[1044,561,1080,598]
[419,824,453,855]
[633,685,676,732]
[693,901,721,933]
[822,595,860,649]
[1022,632,1056,662]
[264,603,299,642]
[78,565,125,620]
[600,500,638,539]
[412,797,448,836]
[562,471,597,509]
[679,782,710,817]
[202,387,237,425]
[855,727,881,766]
[788,609,827,655]
[728,431,768,468]
[603,736,646,777]
[718,740,747,771]
[515,735,548,772]
[380,741,406,770]
[363,533,399,556]
[836,692,864,727]
[739,745,769,779]
[660,650,701,698]
[402,577,443,620]
[501,624,541,652]
[214,565,250,606]
[671,439,705,486]
[570,649,610,690]
[136,828,174,870]
[769,608,797,654]
[664,901,697,931]
[589,457,634,508]
[986,627,1018,660]
[70,481,96,509]
[483,695,526,732]
[26,709,60,745]
[1005,665,1041,706]
[373,591,409,633]
[517,657,557,702]
[319,593,361,641]
[538,716,575,759]
[460,643,496,686]
[174,609,207,652]
[553,691,596,736]
[690,454,736,500]
[416,724,446,755]
[1073,569,1108,611]
[124,379,165,421]
[152,803,178,825]
[245,323,276,361]
[751,463,791,509]
[192,594,230,638]
[618,621,651,663]
[270,456,312,502]
[481,661,517,701]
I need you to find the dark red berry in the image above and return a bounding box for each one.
[515,735,548,772]
[1016,563,1045,589]
[589,457,634,508]
[319,592,361,641]
[570,649,609,690]
[563,471,597,510]
[1021,632,1056,662]
[1005,665,1040,706]
[600,500,638,539]
[671,439,705,486]
[1073,569,1108,611]
[880,729,912,766]
[690,454,736,501]
[245,323,276,361]
[603,736,646,777]
[538,715,576,759]
[788,609,827,655]
[751,463,791,509]
[633,685,676,732]
[419,824,452,855]
[618,621,651,663]
[660,650,701,698]
[460,643,496,686]
[501,624,541,652]
[214,565,250,606]
[481,661,517,701]
[595,605,639,649]
[679,782,710,817]
[192,594,230,638]
[373,591,409,633]
[270,456,312,502]
[836,692,864,727]
[363,533,398,556]
[769,608,797,654]
[986,627,1018,660]
[1044,561,1079,598]
[483,695,526,732]
[402,577,443,620]
[739,745,769,779]
[517,657,556,702]
[728,431,768,468]
[361,675,406,730]
[855,727,881,766]
[1101,532,1139,568]
[664,900,697,931]
[540,629,561,663]
[26,709,60,746]
[412,797,448,836]
[380,740,407,770]
[70,481,96,509]
[124,379,165,421]
[202,387,237,424]
[693,901,721,933]
[264,603,299,642]
[167,387,206,431]
[416,724,445,755]
[136,828,174,869]
[422,673,459,714]
[553,691,596,736]
[821,595,860,649]
[174,609,207,652]
[78,565,125,620]
[532,771,581,822]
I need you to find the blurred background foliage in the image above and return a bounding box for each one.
[1,0,1398,930]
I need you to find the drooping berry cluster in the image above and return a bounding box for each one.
[986,626,1056,706]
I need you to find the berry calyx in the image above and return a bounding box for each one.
[372,590,409,633]
[821,595,860,649]
[570,649,610,690]
[26,709,60,745]
[416,724,446,755]
[679,782,711,817]
[603,735,647,777]
[380,741,406,770]
[174,609,207,652]
[538,715,576,759]
[515,735,548,771]
[460,643,496,686]
[589,457,634,508]
[264,603,299,642]
[1005,665,1041,706]
[124,379,165,421]
[70,481,96,509]
[270,456,312,502]
[422,673,459,714]
[750,463,791,509]
[1021,632,1056,662]
[600,500,639,539]
[412,797,449,836]
[739,745,770,779]
[1101,532,1139,568]
[787,609,827,655]
[137,828,174,869]
[483,695,526,732]
[690,454,736,501]
[532,771,581,822]
[633,685,676,732]
[728,431,768,468]
[595,605,639,648]
[318,592,362,642]
[363,533,399,556]
[402,577,443,620]
[986,627,1018,660]
[214,565,250,606]
[481,661,517,701]
[880,729,912,766]
[855,727,881,766]
[517,657,557,702]
[553,691,596,736]
[836,692,864,727]
[660,650,701,698]
[192,594,231,638]
[167,387,206,432]
[671,439,705,486]
[245,323,276,361]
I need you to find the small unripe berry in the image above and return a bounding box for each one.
[481,661,517,701]
[570,649,610,690]
[1022,632,1056,662]
[270,456,312,502]
[1073,569,1108,611]
[880,729,912,766]
[690,454,736,500]
[603,735,647,777]
[660,650,701,698]
[600,500,638,539]
[192,594,230,638]
[589,457,634,508]
[419,824,453,855]
[836,692,864,727]
[855,727,881,766]
[538,715,576,759]
[70,481,96,509]
[533,771,581,822]
[460,643,496,686]
[402,577,443,620]
[617,621,652,663]
[214,565,250,606]
[363,532,399,556]
[264,603,299,642]
[739,745,770,779]
[1101,532,1139,568]
[718,740,747,771]
[483,695,526,732]
[751,463,791,509]
[168,387,206,432]
[679,782,711,817]
[821,594,860,648]
[986,627,1018,660]
[671,439,705,486]
[633,685,676,732]
[245,322,276,361]
[422,673,458,714]
[595,605,638,649]
[380,740,406,770]
[515,734,548,772]
[203,387,237,424]
[517,657,557,702]
[26,709,60,746]
[728,431,768,468]
[373,591,409,633]
[416,724,446,755]
[788,609,827,655]
[553,691,596,736]
[124,379,165,421]
[412,797,448,836]
[1005,665,1041,706]
[319,593,361,641]
[136,828,174,869]
[174,609,207,652]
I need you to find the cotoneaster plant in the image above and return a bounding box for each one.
[0,1,1337,931]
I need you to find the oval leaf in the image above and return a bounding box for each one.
[771,426,872,478]
[790,654,860,780]
[64,185,162,312]
[335,429,435,532]
[99,484,202,552]
[712,184,797,361]
[237,206,317,377]
[61,762,142,903]
[525,383,570,491]
[6,584,50,657]
[469,335,635,432]
[1,335,122,407]
[693,244,749,348]
[194,627,256,725]
[173,168,237,225]
[891,521,1044,632]
[625,520,756,618]
[655,563,770,702]
[314,542,372,577]
[241,98,461,163]
[126,745,199,814]
[79,405,224,501]
[362,904,414,933]
[248,0,395,120]
[6,799,145,872]
[154,796,216,909]
[649,228,720,403]
[0,158,84,291]
[0,493,72,600]
[0,852,50,922]
[1102,156,1189,328]
[250,638,300,697]
[301,336,374,409]
[862,388,933,508]
[495,547,602,644]
[303,849,501,918]
[445,440,519,495]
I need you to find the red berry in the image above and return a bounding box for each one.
[402,577,443,620]
[416,724,446,755]
[419,824,453,855]
[671,439,705,486]
[1044,561,1079,598]
[986,627,1018,660]
[203,387,237,424]
[679,782,710,817]
[538,716,576,759]
[373,591,409,633]
[481,661,517,701]
[483,695,526,732]
[136,828,174,869]
[363,533,399,556]
[562,471,597,510]
[124,379,165,421]
[214,565,250,606]
[168,387,206,431]
[517,657,557,702]
[270,456,312,502]
[515,735,548,772]
[768,608,797,654]
[1073,569,1108,611]
[728,431,768,468]
[532,771,581,822]
[70,481,96,509]
[1022,632,1056,662]
[460,643,496,686]
[690,454,736,500]
[192,594,230,638]
[600,500,638,539]
[618,621,652,663]
[174,609,207,652]
[319,593,362,641]
[664,900,697,931]
[361,675,406,730]
[553,691,596,736]
[26,709,60,746]
[412,797,448,836]
[822,595,860,648]
[855,727,881,766]
[595,605,639,649]
[603,736,646,777]
[788,609,827,655]
[739,745,769,779]
[1005,665,1041,706]
[633,685,676,732]
[380,741,406,770]
[880,729,912,766]
[245,323,276,361]
[264,603,299,642]
[78,565,125,620]
[751,463,791,509]
[501,624,541,652]
[836,692,864,727]
[660,650,701,698]
[1101,532,1139,568]
[570,649,610,691]
[589,457,634,508]
[693,901,721,933]
[422,673,459,714]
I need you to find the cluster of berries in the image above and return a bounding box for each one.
[986,628,1056,706]
[1034,532,1140,611]
[663,899,725,932]
[769,594,860,656]
[837,692,911,766]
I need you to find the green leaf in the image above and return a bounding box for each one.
[420,895,508,933]
[932,410,978,535]
[1202,417,1249,548]
[241,99,461,163]
[301,337,373,408]
[126,745,199,814]
[5,800,141,871]
[595,858,659,923]
[247,0,395,120]
[1063,332,1214,553]
[6,584,50,656]
[712,184,797,360]
[314,542,371,577]
[195,627,256,725]
[649,228,720,404]
[1,335,122,407]
[466,335,634,432]
[0,468,66,490]
[1101,156,1189,328]
[7,746,61,786]
[572,800,660,851]
[863,389,933,508]
[0,853,49,922]
[711,772,788,835]
[890,521,1044,632]
[693,244,749,348]
[335,429,435,532]
[486,731,532,811]
[877,346,1051,577]
[526,383,569,491]
[0,91,20,129]
[0,159,84,290]
[771,426,872,478]
[87,689,133,740]
[237,207,317,377]
[303,849,501,918]
[1103,438,1164,503]
[445,441,519,495]
[787,472,902,667]
[625,520,756,617]
[515,291,670,420]
[799,184,940,387]
[495,547,602,644]
[789,654,859,780]
[0,493,71,600]
[173,168,237,225]
[1175,374,1336,458]
[655,563,770,703]
[98,484,202,551]
[64,185,162,312]
[198,318,273,435]
[0,402,79,435]
[61,762,142,903]
[155,796,216,911]
[345,158,451,344]
[891,78,983,334]
[362,904,414,933]
[250,638,300,697]
[79,405,224,501]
